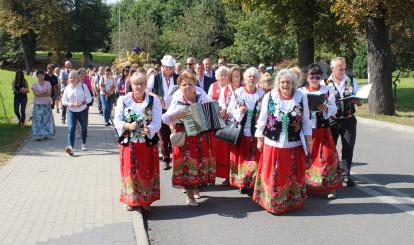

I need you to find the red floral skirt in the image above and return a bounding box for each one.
[305,128,342,193]
[211,133,231,178]
[119,142,160,207]
[172,132,216,188]
[229,136,260,189]
[253,144,306,215]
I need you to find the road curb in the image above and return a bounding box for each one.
[131,207,150,245]
[356,116,414,135]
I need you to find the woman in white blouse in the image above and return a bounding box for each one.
[254,68,312,215]
[300,63,341,199]
[114,71,162,211]
[100,67,116,126]
[162,70,215,207]
[227,67,264,194]
[61,70,93,155]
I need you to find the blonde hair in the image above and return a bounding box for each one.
[259,72,274,90]
[215,66,229,81]
[177,70,196,85]
[68,70,81,84]
[229,66,241,86]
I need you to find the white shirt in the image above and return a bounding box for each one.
[255,89,312,148]
[61,83,93,112]
[114,92,162,143]
[299,85,337,128]
[146,73,175,109]
[218,84,235,110]
[162,91,211,126]
[100,76,115,95]
[324,74,360,98]
[227,87,265,137]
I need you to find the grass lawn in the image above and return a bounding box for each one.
[355,77,414,126]
[36,51,116,65]
[0,69,36,167]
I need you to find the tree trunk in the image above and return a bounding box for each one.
[20,37,31,75]
[297,35,314,69]
[366,16,395,115]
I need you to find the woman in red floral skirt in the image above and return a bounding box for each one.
[163,70,216,206]
[254,69,312,214]
[114,71,162,211]
[300,63,342,198]
[227,67,264,193]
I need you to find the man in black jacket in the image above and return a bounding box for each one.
[147,55,179,170]
[195,63,214,93]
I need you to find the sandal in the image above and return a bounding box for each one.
[123,204,134,211]
[186,199,198,207]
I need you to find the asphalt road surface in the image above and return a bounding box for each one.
[145,121,414,245]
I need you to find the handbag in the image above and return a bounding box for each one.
[170,131,186,147]
[214,115,246,145]
[81,83,94,106]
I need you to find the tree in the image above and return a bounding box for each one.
[331,0,414,115]
[220,9,296,65]
[111,16,158,60]
[162,3,216,61]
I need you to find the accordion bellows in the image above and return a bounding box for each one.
[183,101,226,136]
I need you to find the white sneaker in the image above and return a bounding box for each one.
[65,146,74,156]
[81,144,88,151]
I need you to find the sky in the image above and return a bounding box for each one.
[105,0,118,5]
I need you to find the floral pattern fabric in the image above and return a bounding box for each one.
[32,104,55,137]
[119,142,160,207]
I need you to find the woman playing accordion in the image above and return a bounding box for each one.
[162,70,216,206]
[114,72,162,211]
[254,69,312,214]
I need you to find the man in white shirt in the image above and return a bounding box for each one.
[195,63,214,93]
[147,55,179,170]
[203,57,215,79]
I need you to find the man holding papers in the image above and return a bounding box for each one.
[324,57,362,187]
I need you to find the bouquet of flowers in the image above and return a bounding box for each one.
[118,108,147,146]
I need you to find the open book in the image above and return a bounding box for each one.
[339,83,372,102]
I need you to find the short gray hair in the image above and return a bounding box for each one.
[243,67,260,83]
[68,70,81,83]
[330,57,346,69]
[274,69,297,91]
[215,66,229,80]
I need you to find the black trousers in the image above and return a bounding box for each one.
[330,116,357,177]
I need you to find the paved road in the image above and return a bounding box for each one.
[0,105,140,245]
[146,120,414,245]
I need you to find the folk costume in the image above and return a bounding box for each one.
[227,86,264,190]
[300,85,342,193]
[114,92,162,207]
[162,91,216,188]
[208,81,231,179]
[254,89,312,214]
[324,75,360,184]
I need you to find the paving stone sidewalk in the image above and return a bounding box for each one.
[0,105,141,245]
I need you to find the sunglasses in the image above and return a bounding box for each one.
[308,75,321,80]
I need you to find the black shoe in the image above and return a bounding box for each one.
[105,122,110,126]
[99,111,103,115]
[163,162,172,170]
[240,188,247,194]
[343,176,355,187]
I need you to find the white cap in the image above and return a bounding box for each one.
[161,55,176,67]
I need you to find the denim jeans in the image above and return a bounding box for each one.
[100,94,114,124]
[14,94,27,123]
[67,108,88,147]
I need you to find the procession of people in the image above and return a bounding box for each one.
[11,54,362,215]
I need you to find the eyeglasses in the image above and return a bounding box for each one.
[308,75,321,80]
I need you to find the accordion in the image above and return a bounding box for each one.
[183,101,226,136]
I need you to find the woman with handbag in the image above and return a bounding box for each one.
[208,66,232,185]
[99,67,116,126]
[227,67,265,194]
[254,69,312,215]
[114,71,162,211]
[300,63,341,199]
[61,70,93,154]
[162,70,215,206]
[216,66,243,185]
